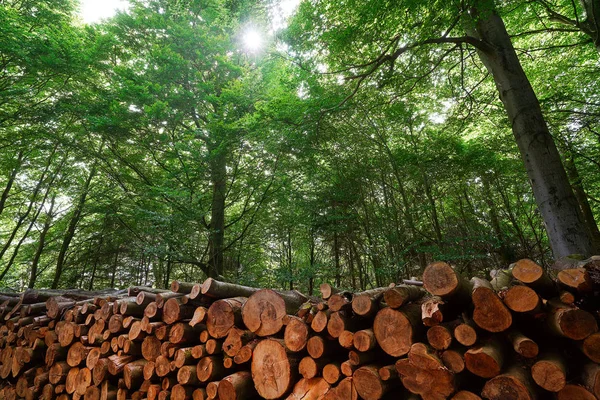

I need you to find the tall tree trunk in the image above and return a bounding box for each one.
[0,150,24,216]
[208,146,227,278]
[470,0,595,258]
[28,194,56,288]
[51,164,97,288]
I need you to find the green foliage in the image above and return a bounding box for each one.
[0,0,598,291]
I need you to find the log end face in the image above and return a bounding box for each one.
[353,366,383,400]
[251,339,292,399]
[423,262,458,296]
[242,289,286,337]
[472,287,512,332]
[512,259,543,284]
[374,307,413,357]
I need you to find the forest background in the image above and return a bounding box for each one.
[0,0,599,294]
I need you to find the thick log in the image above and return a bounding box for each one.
[352,365,391,400]
[464,338,504,378]
[310,310,329,333]
[353,329,376,352]
[242,290,291,336]
[557,267,593,293]
[196,356,225,383]
[327,311,364,339]
[470,277,512,332]
[547,300,598,340]
[299,356,328,379]
[441,348,465,373]
[383,285,425,309]
[503,285,541,313]
[206,297,247,339]
[323,363,341,384]
[531,352,566,392]
[163,298,195,325]
[373,304,422,357]
[454,321,477,346]
[422,262,472,301]
[395,357,455,399]
[284,316,309,352]
[507,330,538,358]
[511,258,557,298]
[556,384,596,400]
[335,377,358,400]
[217,371,256,400]
[319,284,340,300]
[251,338,296,399]
[481,365,535,400]
[327,293,352,312]
[582,332,600,362]
[338,330,354,349]
[582,363,600,398]
[351,288,387,317]
[201,279,258,298]
[286,377,330,400]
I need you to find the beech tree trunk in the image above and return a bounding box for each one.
[208,144,227,278]
[470,0,595,258]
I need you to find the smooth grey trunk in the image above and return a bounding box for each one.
[470,0,594,258]
[28,194,56,288]
[208,145,227,278]
[51,164,97,288]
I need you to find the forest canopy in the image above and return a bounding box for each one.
[0,0,599,293]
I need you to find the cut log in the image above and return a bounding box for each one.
[582,332,600,362]
[470,277,512,332]
[353,329,376,352]
[507,330,538,358]
[422,262,472,301]
[454,321,477,346]
[196,356,225,383]
[251,338,296,399]
[530,352,566,392]
[352,365,390,400]
[373,304,422,357]
[335,377,358,400]
[426,324,453,350]
[557,268,593,293]
[351,288,387,317]
[383,285,425,309]
[503,285,541,313]
[206,297,246,339]
[223,328,256,357]
[511,258,557,298]
[241,290,287,336]
[201,279,258,298]
[323,363,341,384]
[547,300,598,340]
[162,298,195,325]
[395,357,455,399]
[284,316,309,352]
[441,348,465,373]
[319,284,340,300]
[582,363,600,398]
[286,377,330,400]
[481,365,535,400]
[464,338,504,378]
[556,384,596,400]
[217,371,256,400]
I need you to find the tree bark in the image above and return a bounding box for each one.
[208,144,227,278]
[470,0,594,258]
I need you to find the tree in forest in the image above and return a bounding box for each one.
[286,0,598,259]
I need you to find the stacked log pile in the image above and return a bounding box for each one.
[1,257,600,399]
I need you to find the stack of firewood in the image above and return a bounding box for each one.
[1,257,600,400]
